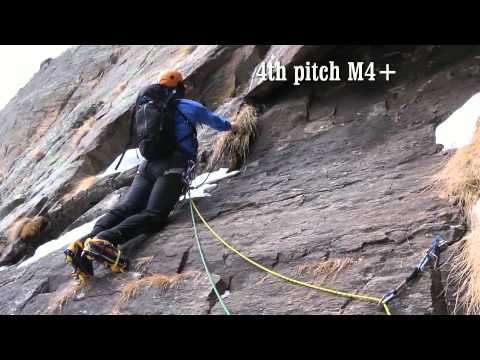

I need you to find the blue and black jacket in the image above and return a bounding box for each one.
[174,98,231,160]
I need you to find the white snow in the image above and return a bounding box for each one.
[190,168,239,188]
[100,149,144,177]
[0,266,8,272]
[180,168,240,201]
[435,92,480,150]
[18,216,103,268]
[181,183,218,200]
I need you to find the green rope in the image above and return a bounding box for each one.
[188,192,231,315]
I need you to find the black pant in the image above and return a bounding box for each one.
[89,151,189,246]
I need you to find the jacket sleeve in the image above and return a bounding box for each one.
[192,102,232,131]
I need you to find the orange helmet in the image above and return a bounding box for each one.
[158,69,184,88]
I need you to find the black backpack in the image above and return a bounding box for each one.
[114,84,196,170]
[134,84,178,160]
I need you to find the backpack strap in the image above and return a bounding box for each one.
[114,105,137,171]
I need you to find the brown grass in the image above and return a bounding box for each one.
[209,104,258,171]
[112,271,200,314]
[438,118,480,314]
[63,176,97,200]
[46,280,87,314]
[133,256,154,273]
[7,216,46,242]
[436,118,480,217]
[72,116,96,147]
[295,258,355,284]
[449,227,480,314]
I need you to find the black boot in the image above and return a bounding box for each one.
[82,237,129,273]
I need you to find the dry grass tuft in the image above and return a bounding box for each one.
[436,118,480,218]
[7,216,46,241]
[72,116,96,147]
[295,258,355,284]
[20,216,46,239]
[7,218,30,241]
[438,119,480,314]
[209,104,258,171]
[449,227,480,314]
[46,280,87,314]
[133,256,154,273]
[63,176,97,200]
[112,272,187,314]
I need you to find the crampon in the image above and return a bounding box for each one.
[64,239,94,282]
[82,238,129,273]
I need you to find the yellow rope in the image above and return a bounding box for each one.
[191,201,391,315]
[110,248,123,273]
[84,238,124,273]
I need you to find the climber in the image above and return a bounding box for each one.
[65,69,239,281]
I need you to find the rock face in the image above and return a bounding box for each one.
[0,45,268,264]
[0,45,479,314]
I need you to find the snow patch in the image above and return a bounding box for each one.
[0,266,8,272]
[180,168,240,201]
[435,92,480,150]
[190,168,239,188]
[181,184,218,200]
[18,216,103,268]
[100,149,144,177]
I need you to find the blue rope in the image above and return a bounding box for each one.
[188,190,231,315]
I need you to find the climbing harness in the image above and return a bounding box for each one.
[182,153,225,194]
[182,160,197,192]
[379,234,447,305]
[189,199,391,315]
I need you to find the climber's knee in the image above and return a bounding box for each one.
[109,203,138,218]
